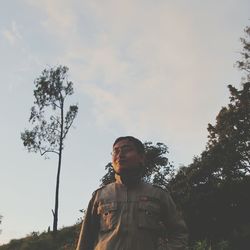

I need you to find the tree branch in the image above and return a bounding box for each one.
[52,102,61,109]
[50,115,61,126]
[40,149,59,156]
[62,119,74,140]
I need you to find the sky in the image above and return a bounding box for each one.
[0,0,249,245]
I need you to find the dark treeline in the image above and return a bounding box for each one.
[169,25,250,249]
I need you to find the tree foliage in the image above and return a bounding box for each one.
[100,142,174,188]
[21,66,78,157]
[237,26,250,77]
[21,65,78,233]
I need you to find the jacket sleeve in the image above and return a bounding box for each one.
[76,192,99,250]
[161,191,188,250]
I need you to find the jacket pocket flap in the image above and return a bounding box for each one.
[98,202,117,214]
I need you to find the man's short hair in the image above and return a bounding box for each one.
[113,136,145,154]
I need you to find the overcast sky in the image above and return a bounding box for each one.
[0,0,249,245]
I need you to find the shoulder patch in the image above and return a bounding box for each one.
[92,182,115,196]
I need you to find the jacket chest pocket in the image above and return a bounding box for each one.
[97,202,118,232]
[138,200,162,231]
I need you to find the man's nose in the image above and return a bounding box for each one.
[117,150,124,157]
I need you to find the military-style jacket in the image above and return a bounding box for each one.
[76,177,188,250]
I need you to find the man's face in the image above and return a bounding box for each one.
[112,139,145,175]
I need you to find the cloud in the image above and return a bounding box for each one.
[82,83,130,126]
[71,1,243,164]
[70,2,218,120]
[2,21,22,45]
[25,0,77,37]
[21,0,245,163]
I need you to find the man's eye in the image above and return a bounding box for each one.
[112,147,133,155]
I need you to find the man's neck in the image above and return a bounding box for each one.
[115,172,142,186]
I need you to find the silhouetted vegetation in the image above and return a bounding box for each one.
[0,224,81,250]
[169,25,250,249]
[21,65,78,233]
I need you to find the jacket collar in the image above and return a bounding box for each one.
[115,173,142,186]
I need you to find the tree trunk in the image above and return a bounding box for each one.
[53,100,64,234]
[53,148,62,234]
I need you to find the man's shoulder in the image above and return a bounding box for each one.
[92,182,115,196]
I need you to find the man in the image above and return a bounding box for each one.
[77,136,188,250]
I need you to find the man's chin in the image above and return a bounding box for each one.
[115,166,128,175]
[117,166,143,177]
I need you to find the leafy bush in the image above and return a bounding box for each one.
[0,224,81,250]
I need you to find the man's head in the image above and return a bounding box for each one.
[112,136,145,176]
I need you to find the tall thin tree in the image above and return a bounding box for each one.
[21,65,78,233]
